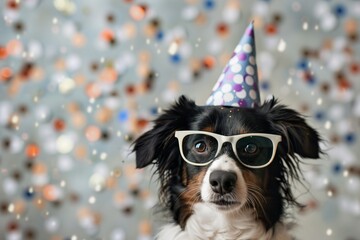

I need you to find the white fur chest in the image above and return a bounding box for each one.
[156,203,292,240]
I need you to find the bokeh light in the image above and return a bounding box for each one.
[1,0,360,239]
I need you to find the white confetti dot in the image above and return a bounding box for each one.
[246,66,254,75]
[182,6,199,21]
[111,228,126,240]
[245,75,254,86]
[221,84,232,93]
[243,43,252,53]
[3,178,18,196]
[224,92,234,102]
[207,38,223,55]
[231,63,242,73]
[236,90,247,99]
[324,121,332,130]
[56,134,75,154]
[277,39,286,52]
[321,13,337,32]
[233,74,244,84]
[223,7,239,24]
[45,217,59,232]
[89,196,96,204]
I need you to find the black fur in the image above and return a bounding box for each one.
[133,95,321,230]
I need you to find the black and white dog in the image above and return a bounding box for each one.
[133,96,321,239]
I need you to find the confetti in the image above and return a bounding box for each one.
[0,0,359,239]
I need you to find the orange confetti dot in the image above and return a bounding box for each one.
[85,82,102,99]
[350,62,360,74]
[0,67,12,81]
[139,220,152,235]
[216,22,229,37]
[43,185,58,202]
[123,23,137,39]
[0,46,8,59]
[99,67,117,83]
[74,144,87,159]
[130,4,147,21]
[13,200,26,214]
[85,125,101,142]
[7,0,20,9]
[53,118,66,132]
[137,118,148,130]
[72,112,86,128]
[26,143,40,159]
[190,59,202,71]
[32,162,47,175]
[72,32,86,47]
[202,56,216,69]
[6,39,22,56]
[265,23,277,35]
[101,28,115,42]
[96,107,113,124]
[195,12,207,25]
[344,19,357,35]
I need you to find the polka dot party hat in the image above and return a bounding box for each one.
[206,22,260,108]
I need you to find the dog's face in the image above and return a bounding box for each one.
[133,96,320,229]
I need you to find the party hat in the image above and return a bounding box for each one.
[206,22,260,108]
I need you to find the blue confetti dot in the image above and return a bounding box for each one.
[170,53,181,64]
[307,76,316,85]
[344,133,356,144]
[150,107,158,115]
[204,0,215,10]
[297,59,308,70]
[333,4,347,17]
[315,111,325,121]
[23,187,35,200]
[261,81,270,90]
[156,30,164,41]
[332,163,343,174]
[118,110,129,122]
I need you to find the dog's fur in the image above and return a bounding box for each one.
[133,96,321,239]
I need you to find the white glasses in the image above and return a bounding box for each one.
[175,131,282,168]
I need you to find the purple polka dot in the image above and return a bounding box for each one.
[238,53,247,61]
[238,99,248,107]
[234,84,243,92]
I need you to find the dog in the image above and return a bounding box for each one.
[133,95,321,239]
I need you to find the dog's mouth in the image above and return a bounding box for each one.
[210,197,241,209]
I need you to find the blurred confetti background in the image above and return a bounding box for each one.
[0,0,360,239]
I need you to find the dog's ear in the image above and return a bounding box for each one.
[261,98,321,159]
[133,95,200,168]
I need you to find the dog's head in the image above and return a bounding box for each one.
[133,95,321,229]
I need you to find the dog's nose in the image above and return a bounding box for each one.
[209,170,237,195]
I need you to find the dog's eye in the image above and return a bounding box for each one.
[244,144,258,154]
[194,141,207,153]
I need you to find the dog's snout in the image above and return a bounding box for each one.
[209,170,237,195]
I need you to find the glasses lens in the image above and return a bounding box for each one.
[236,136,274,167]
[182,133,218,165]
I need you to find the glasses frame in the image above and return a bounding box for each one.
[175,130,282,168]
